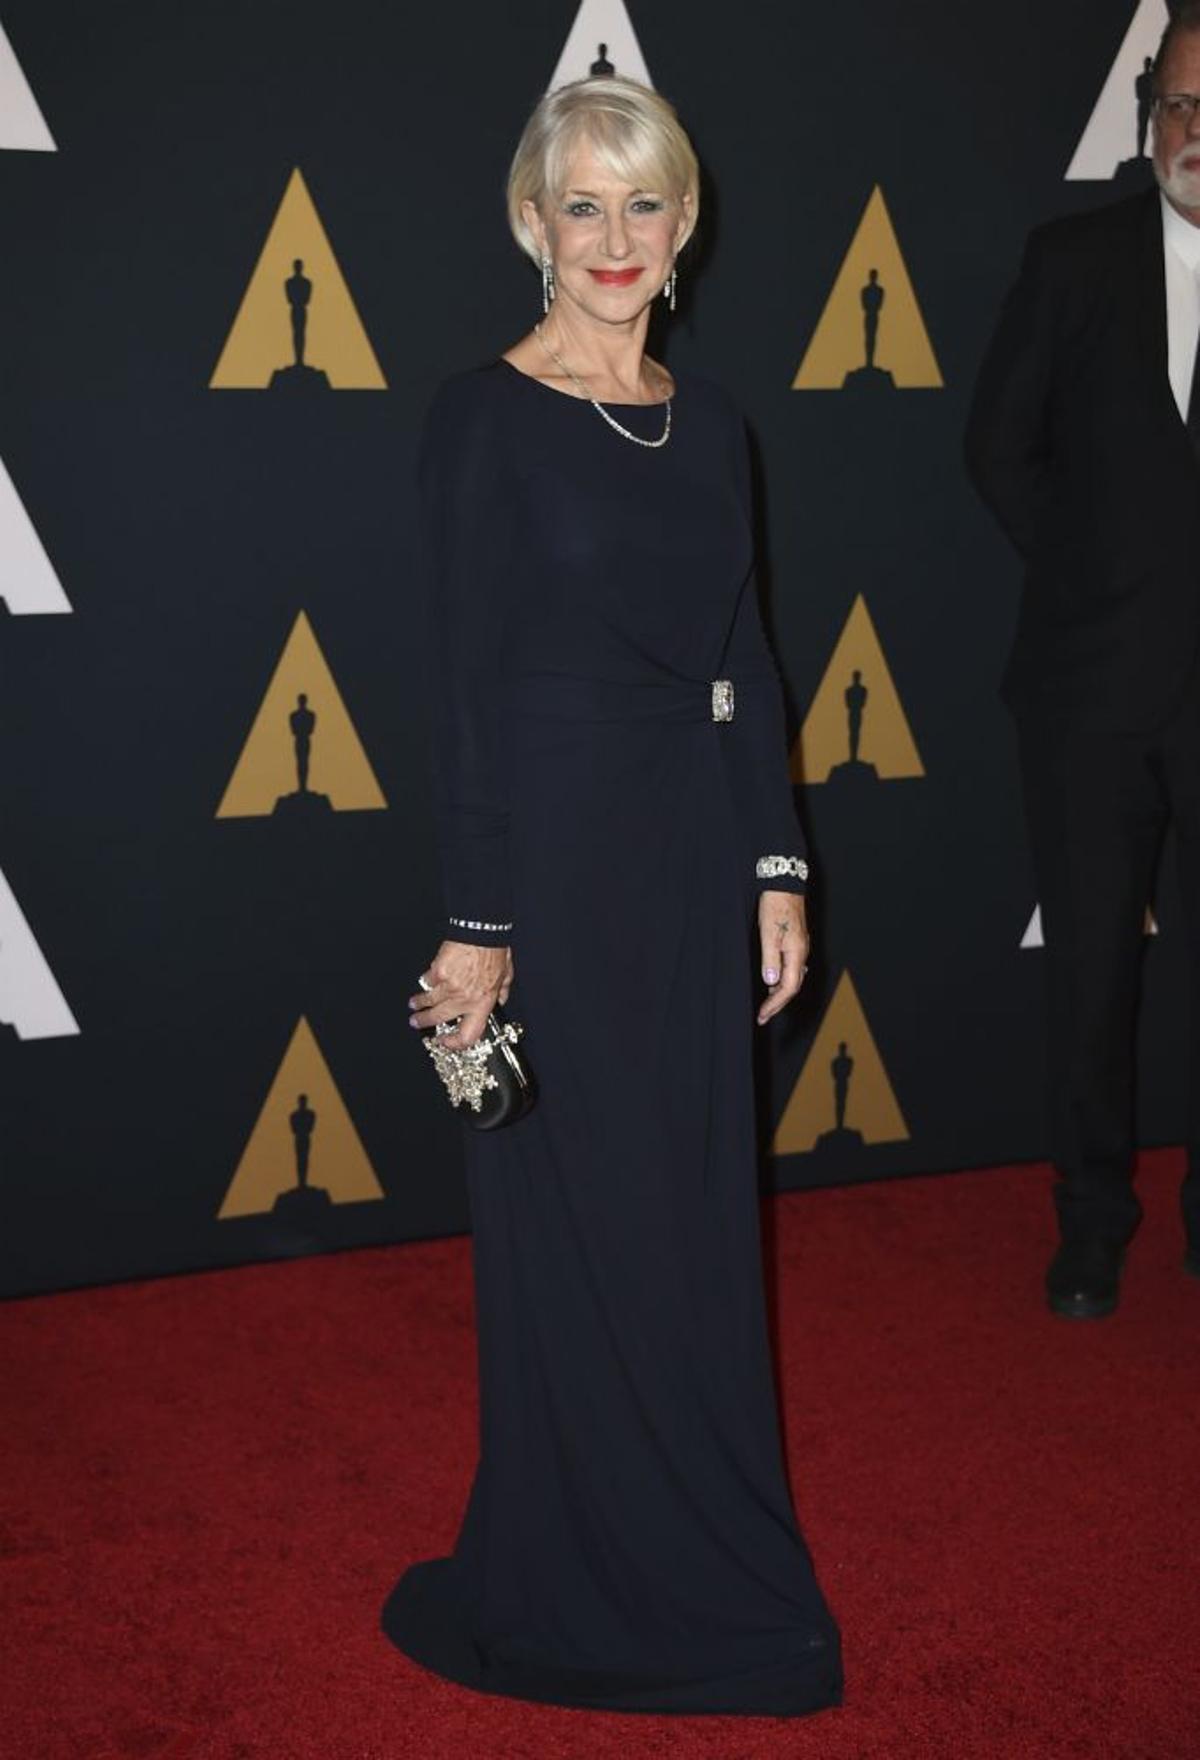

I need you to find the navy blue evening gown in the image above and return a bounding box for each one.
[381,358,843,1717]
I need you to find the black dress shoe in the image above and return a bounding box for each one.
[1046,1239,1125,1319]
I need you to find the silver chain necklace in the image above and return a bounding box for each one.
[532,322,672,448]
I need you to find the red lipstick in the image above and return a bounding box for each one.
[589,268,644,286]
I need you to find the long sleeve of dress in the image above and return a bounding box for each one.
[417,375,516,947]
[719,408,809,899]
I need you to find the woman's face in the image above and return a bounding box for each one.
[524,136,690,326]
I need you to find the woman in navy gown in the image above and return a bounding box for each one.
[385,72,843,1717]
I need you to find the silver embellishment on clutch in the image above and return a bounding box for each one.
[423,1019,526,1112]
[711,678,735,721]
[448,916,513,933]
[756,854,809,881]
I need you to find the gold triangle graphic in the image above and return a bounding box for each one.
[772,970,909,1155]
[210,167,386,389]
[218,1016,385,1218]
[791,595,923,784]
[792,186,942,390]
[216,610,387,818]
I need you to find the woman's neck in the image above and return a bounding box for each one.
[535,307,658,402]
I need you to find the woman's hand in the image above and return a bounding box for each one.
[409,940,513,1051]
[756,890,810,1026]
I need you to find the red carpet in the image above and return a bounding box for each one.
[4,1150,1198,1760]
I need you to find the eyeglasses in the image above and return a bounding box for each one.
[1154,92,1200,122]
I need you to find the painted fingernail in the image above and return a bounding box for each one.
[764,968,779,984]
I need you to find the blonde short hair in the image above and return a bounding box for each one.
[506,75,700,264]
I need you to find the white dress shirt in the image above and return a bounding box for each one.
[1161,190,1200,420]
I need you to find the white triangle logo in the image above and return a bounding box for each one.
[0,23,56,152]
[550,0,652,89]
[0,456,70,614]
[1020,903,1044,949]
[1021,902,1159,948]
[1065,0,1167,180]
[0,866,80,1040]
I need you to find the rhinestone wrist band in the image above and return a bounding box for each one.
[755,855,809,882]
[448,915,513,933]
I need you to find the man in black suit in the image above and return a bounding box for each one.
[965,6,1200,1317]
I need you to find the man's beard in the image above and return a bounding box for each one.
[1156,141,1200,207]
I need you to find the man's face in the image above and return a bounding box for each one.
[1153,32,1200,210]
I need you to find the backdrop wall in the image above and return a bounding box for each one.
[1,0,1186,1297]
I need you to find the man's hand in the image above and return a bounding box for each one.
[756,890,809,1026]
[409,941,513,1050]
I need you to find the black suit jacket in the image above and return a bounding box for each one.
[964,188,1200,731]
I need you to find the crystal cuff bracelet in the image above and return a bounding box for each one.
[755,855,809,882]
[448,915,514,933]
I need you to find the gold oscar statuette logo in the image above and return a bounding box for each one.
[211,167,386,390]
[792,595,923,786]
[772,970,909,1156]
[218,1016,384,1219]
[217,611,387,819]
[793,185,942,392]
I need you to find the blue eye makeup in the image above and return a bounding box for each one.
[561,196,667,218]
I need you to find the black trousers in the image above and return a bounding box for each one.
[1016,679,1200,1249]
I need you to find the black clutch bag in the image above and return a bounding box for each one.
[416,974,537,1130]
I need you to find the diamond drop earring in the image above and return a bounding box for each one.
[664,261,677,313]
[541,253,556,314]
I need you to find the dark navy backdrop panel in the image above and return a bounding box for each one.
[1,1,1182,1295]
